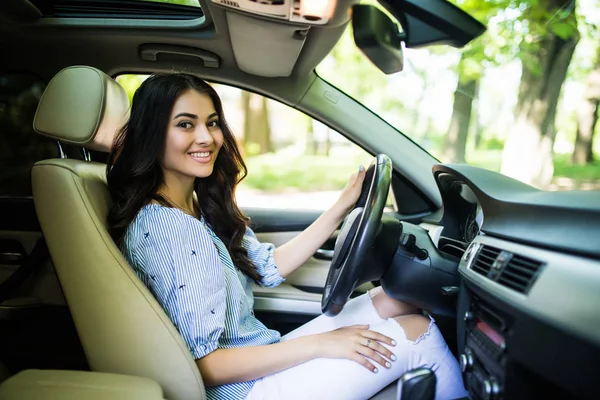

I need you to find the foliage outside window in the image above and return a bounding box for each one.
[318,0,600,191]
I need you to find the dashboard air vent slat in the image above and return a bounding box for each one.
[498,254,543,294]
[499,269,530,284]
[503,264,535,275]
[469,245,544,295]
[471,246,500,277]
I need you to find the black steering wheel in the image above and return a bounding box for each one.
[321,154,392,317]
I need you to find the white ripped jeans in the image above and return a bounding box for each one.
[246,292,468,400]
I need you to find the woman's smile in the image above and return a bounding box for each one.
[188,150,213,163]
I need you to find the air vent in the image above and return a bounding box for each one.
[220,0,240,7]
[498,254,543,294]
[47,0,204,20]
[470,244,544,295]
[471,245,501,276]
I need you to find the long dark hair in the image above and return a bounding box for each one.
[107,73,262,283]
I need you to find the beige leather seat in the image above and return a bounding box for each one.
[31,66,400,400]
[32,66,206,400]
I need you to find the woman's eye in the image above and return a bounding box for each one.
[178,121,193,129]
[207,120,219,128]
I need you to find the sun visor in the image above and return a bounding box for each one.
[226,11,308,77]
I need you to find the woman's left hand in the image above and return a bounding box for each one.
[334,165,367,216]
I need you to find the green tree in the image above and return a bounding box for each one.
[442,0,515,162]
[241,92,272,155]
[304,116,318,156]
[501,0,580,187]
[572,47,600,164]
[443,52,479,163]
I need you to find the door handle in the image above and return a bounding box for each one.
[314,249,334,261]
[0,252,25,265]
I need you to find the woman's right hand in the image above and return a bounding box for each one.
[312,325,397,373]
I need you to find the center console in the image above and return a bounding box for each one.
[460,299,508,400]
[457,236,600,400]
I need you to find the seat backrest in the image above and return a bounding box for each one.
[31,66,205,400]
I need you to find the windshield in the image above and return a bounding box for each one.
[317,0,600,191]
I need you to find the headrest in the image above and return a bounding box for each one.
[33,66,130,152]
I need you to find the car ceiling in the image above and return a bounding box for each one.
[0,0,357,106]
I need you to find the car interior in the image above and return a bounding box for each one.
[0,0,599,399]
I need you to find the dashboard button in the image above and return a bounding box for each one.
[459,351,474,373]
[464,311,475,323]
[483,378,501,400]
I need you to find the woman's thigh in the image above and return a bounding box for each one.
[248,311,468,400]
[281,292,385,342]
[250,317,410,400]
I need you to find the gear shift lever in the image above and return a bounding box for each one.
[397,367,436,400]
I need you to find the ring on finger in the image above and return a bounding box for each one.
[366,339,372,348]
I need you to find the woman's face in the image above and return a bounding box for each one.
[161,89,224,183]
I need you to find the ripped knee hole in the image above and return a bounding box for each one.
[393,314,431,342]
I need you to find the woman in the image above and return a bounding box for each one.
[106,74,467,400]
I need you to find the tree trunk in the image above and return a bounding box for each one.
[500,7,579,187]
[324,127,332,157]
[443,67,478,163]
[257,96,272,153]
[572,54,600,164]
[304,117,318,155]
[242,93,272,155]
[572,101,598,164]
[473,83,484,149]
[241,91,250,151]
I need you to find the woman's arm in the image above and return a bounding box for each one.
[196,324,397,386]
[273,203,346,278]
[196,335,317,386]
[273,166,366,278]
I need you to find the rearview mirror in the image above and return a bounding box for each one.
[352,4,404,75]
[350,0,486,75]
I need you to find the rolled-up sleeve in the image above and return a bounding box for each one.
[135,208,226,359]
[243,227,285,288]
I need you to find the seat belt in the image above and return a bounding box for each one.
[0,238,49,304]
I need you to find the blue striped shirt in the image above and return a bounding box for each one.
[121,204,285,400]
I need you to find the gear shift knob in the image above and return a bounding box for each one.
[396,367,436,400]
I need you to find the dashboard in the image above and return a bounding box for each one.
[423,164,600,399]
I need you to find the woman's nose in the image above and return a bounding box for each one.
[194,125,214,145]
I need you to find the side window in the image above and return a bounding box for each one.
[212,85,395,211]
[0,74,57,197]
[116,75,396,211]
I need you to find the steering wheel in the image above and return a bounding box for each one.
[321,154,392,317]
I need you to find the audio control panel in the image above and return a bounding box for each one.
[460,304,508,400]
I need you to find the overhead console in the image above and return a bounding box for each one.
[210,0,336,25]
[211,0,353,77]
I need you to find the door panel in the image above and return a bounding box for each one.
[255,231,332,289]
[246,207,322,233]
[246,208,375,324]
